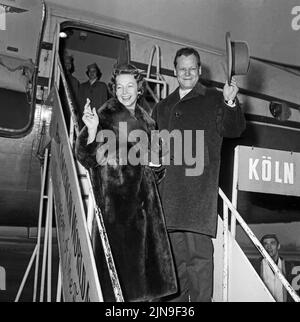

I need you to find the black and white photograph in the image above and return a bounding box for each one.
[0,0,299,307]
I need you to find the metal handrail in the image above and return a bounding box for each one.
[57,59,80,137]
[145,45,168,101]
[146,45,160,80]
[219,187,300,302]
[57,57,124,301]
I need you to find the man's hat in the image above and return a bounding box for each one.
[225,32,250,83]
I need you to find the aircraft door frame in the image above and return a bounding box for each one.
[0,0,47,138]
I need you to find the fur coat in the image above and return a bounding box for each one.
[75,98,177,302]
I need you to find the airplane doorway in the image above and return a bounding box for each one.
[58,22,130,125]
[59,24,129,85]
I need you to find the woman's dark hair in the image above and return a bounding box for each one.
[110,63,145,98]
[86,63,102,80]
[173,47,201,68]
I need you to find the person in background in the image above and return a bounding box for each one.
[75,63,177,302]
[152,47,246,302]
[63,55,80,105]
[62,54,82,127]
[260,234,287,302]
[78,63,108,125]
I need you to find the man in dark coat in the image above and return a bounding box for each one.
[152,47,246,301]
[62,54,82,128]
[63,55,80,105]
[78,63,108,125]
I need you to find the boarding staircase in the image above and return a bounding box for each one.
[213,190,299,302]
[15,48,300,302]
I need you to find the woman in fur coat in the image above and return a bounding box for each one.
[75,64,177,302]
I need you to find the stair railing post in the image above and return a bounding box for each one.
[33,148,49,302]
[15,245,38,302]
[230,146,239,238]
[56,260,62,302]
[222,199,229,302]
[39,173,52,302]
[47,179,53,302]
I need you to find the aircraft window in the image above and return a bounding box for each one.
[0,88,31,130]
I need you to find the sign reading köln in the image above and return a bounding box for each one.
[237,146,300,197]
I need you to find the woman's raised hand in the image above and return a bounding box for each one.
[82,98,99,130]
[82,98,99,144]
